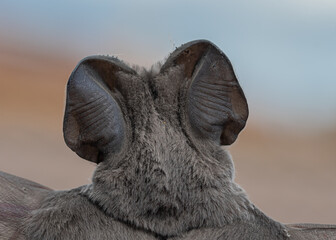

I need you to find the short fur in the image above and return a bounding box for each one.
[0,40,335,240]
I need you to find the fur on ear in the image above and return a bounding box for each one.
[163,40,248,145]
[63,56,135,163]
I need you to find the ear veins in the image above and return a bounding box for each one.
[177,79,200,153]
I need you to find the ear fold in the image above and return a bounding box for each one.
[63,56,135,163]
[162,40,248,145]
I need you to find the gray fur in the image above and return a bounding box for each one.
[1,40,335,240]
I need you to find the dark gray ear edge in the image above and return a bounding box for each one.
[63,56,130,163]
[220,116,248,145]
[74,55,137,75]
[63,111,104,164]
[66,55,137,99]
[220,81,249,145]
[178,41,249,146]
[63,124,101,164]
[161,40,222,77]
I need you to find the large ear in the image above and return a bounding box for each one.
[63,56,136,163]
[162,40,248,145]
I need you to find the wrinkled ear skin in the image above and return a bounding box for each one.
[63,56,135,163]
[163,40,248,145]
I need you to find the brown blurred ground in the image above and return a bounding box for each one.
[0,44,335,225]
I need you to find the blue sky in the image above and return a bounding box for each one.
[1,0,336,129]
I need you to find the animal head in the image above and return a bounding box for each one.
[62,40,250,234]
[63,40,248,167]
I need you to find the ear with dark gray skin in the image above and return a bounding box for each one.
[162,40,248,145]
[63,56,135,163]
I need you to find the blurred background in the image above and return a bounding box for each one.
[1,0,335,224]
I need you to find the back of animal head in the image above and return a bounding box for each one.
[63,40,249,164]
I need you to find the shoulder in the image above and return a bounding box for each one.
[0,171,51,240]
[172,216,289,240]
[173,222,336,240]
[25,186,156,240]
[0,171,51,201]
[25,186,93,239]
[286,223,336,240]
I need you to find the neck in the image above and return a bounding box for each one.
[82,164,285,237]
